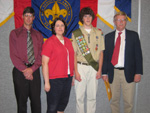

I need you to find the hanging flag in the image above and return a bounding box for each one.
[80,0,98,27]
[2,0,132,31]
[14,0,31,28]
[0,0,14,27]
[13,0,115,38]
[115,0,132,22]
[32,0,79,39]
[14,0,80,39]
[97,0,115,29]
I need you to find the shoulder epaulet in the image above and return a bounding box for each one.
[98,28,101,31]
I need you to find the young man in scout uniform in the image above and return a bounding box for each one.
[72,7,105,113]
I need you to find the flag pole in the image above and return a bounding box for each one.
[134,0,141,113]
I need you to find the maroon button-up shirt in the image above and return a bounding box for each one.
[9,26,43,72]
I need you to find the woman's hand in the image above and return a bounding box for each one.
[45,82,51,92]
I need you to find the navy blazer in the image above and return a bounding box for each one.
[102,29,143,83]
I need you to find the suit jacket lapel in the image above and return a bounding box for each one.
[111,31,116,53]
[125,29,129,68]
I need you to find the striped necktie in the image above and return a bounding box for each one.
[27,30,35,64]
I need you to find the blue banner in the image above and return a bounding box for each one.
[115,0,131,20]
[32,0,80,39]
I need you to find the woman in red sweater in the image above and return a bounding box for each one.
[42,17,74,113]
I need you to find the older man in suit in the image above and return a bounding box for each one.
[102,11,143,113]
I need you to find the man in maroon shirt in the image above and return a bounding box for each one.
[9,7,43,113]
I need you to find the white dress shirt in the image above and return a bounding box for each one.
[114,29,125,68]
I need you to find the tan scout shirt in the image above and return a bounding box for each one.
[72,26,105,63]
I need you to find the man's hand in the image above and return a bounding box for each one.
[22,68,33,80]
[26,74,33,80]
[96,70,102,79]
[72,77,75,86]
[134,74,141,83]
[45,82,51,92]
[75,71,82,82]
[102,75,108,82]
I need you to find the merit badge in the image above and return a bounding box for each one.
[96,36,99,39]
[95,44,98,51]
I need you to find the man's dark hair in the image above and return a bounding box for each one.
[23,7,35,16]
[51,17,67,36]
[79,7,95,24]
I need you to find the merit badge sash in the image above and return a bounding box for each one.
[75,35,90,56]
[73,29,99,71]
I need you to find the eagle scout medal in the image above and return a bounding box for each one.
[96,36,99,39]
[95,44,98,50]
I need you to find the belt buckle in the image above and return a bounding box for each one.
[77,61,88,65]
[25,63,34,67]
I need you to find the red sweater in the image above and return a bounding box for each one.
[42,35,74,79]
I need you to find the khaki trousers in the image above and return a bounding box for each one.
[75,64,98,113]
[110,69,135,113]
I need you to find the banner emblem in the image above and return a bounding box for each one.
[40,0,72,31]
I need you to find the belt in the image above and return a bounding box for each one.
[25,63,34,67]
[77,61,89,65]
[114,67,124,70]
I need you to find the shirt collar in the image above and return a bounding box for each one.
[52,34,66,42]
[80,25,95,34]
[116,29,125,34]
[22,25,33,33]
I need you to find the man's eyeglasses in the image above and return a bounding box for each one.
[24,14,34,17]
[115,19,127,22]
